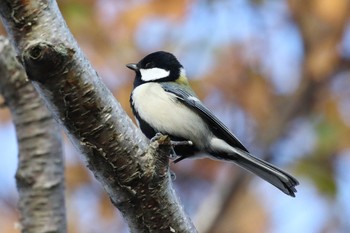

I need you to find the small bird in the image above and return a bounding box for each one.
[127,51,299,197]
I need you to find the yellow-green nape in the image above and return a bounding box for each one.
[175,68,190,86]
[175,75,190,86]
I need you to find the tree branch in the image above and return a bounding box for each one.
[0,36,66,233]
[0,1,196,232]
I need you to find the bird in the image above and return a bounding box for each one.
[126,51,299,197]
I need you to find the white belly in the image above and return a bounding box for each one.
[131,83,211,148]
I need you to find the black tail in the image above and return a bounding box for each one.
[222,148,299,197]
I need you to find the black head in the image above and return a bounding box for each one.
[126,51,184,85]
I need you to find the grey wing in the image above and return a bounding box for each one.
[162,83,299,196]
[161,83,249,153]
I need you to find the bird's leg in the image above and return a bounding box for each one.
[169,141,193,179]
[171,140,193,147]
[169,140,193,161]
[169,147,177,159]
[150,133,178,159]
[150,133,193,160]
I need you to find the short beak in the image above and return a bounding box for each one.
[126,63,139,71]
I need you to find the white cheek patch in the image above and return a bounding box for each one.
[140,68,170,82]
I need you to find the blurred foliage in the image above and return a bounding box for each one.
[1,0,350,232]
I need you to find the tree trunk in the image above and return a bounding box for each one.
[0,1,196,232]
[0,36,66,233]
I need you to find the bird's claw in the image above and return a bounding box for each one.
[169,140,192,161]
[151,133,193,161]
[169,147,177,159]
[150,132,164,143]
[150,133,178,159]
[170,170,176,181]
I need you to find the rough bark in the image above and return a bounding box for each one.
[0,1,196,232]
[0,36,66,233]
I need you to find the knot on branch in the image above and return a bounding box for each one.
[22,42,74,83]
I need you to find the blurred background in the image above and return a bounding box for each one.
[1,0,350,232]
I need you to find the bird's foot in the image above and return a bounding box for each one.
[169,140,192,161]
[150,132,164,143]
[151,133,193,161]
[169,147,177,159]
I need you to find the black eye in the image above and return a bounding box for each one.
[145,62,154,68]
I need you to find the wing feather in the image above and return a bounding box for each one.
[161,83,249,153]
[161,83,299,197]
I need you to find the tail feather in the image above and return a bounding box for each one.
[223,148,299,197]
